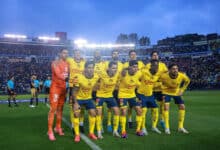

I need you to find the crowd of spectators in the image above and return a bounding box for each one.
[0,41,219,94]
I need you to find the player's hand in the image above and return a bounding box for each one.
[178,91,183,96]
[72,102,80,111]
[69,96,72,104]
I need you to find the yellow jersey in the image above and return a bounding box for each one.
[74,74,99,100]
[159,72,190,96]
[66,57,85,87]
[145,61,168,92]
[118,70,141,98]
[123,60,145,70]
[137,68,160,96]
[94,61,107,76]
[96,71,119,98]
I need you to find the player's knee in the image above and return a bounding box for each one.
[113,107,120,115]
[50,107,56,113]
[136,107,142,116]
[179,104,185,110]
[89,110,96,117]
[96,108,102,116]
[164,103,170,111]
[121,109,127,116]
[74,112,80,118]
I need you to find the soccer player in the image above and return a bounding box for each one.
[123,50,145,128]
[159,63,190,134]
[146,51,167,128]
[93,50,107,75]
[137,60,161,135]
[118,60,143,138]
[96,61,121,138]
[66,50,86,133]
[29,75,37,108]
[47,49,69,141]
[105,50,123,132]
[43,76,51,103]
[34,76,40,106]
[71,61,99,142]
[92,50,107,132]
[7,76,18,107]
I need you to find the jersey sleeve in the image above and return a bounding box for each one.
[180,73,190,92]
[52,61,66,80]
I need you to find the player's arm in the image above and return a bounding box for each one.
[71,86,80,112]
[93,78,101,92]
[162,63,168,72]
[179,74,191,96]
[52,61,68,81]
[31,80,35,88]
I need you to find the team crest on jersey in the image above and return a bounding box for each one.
[130,79,134,83]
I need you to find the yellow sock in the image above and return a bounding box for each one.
[178,109,185,129]
[73,117,80,135]
[70,107,75,128]
[79,108,85,125]
[136,115,143,132]
[113,115,119,132]
[152,108,159,128]
[89,115,96,134]
[96,115,102,132]
[163,110,169,129]
[159,101,164,121]
[120,116,126,133]
[128,108,132,122]
[107,109,112,126]
[142,107,147,129]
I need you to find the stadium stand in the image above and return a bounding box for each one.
[0,34,220,94]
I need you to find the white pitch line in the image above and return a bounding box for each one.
[46,104,102,150]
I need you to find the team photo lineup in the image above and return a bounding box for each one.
[45,48,190,142]
[5,48,191,141]
[1,0,220,150]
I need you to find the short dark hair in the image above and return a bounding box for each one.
[108,61,117,68]
[168,63,178,69]
[150,51,159,57]
[129,50,136,56]
[84,61,95,68]
[129,60,138,67]
[8,75,14,80]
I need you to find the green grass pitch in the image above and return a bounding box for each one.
[0,90,220,150]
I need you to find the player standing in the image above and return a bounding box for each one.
[71,61,99,142]
[7,76,18,107]
[47,49,69,141]
[66,50,86,133]
[95,61,121,138]
[145,51,168,128]
[159,63,190,134]
[123,50,145,128]
[118,60,143,138]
